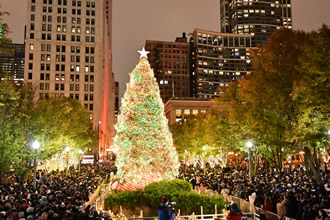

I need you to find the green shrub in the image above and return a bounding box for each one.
[104,179,224,216]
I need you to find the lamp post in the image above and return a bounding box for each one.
[78,149,83,172]
[32,140,40,190]
[98,121,101,162]
[64,146,70,176]
[247,141,253,180]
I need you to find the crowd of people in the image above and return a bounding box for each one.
[178,163,330,220]
[1,157,329,220]
[0,164,116,220]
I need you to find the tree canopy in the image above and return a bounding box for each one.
[0,79,98,182]
[171,26,330,184]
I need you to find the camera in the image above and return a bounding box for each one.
[226,202,232,210]
[168,201,176,211]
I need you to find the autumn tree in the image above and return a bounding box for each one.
[290,25,330,186]
[215,28,307,178]
[0,80,98,182]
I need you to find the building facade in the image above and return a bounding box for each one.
[24,0,115,155]
[164,97,224,125]
[0,44,25,85]
[145,33,190,103]
[220,0,292,46]
[190,29,252,98]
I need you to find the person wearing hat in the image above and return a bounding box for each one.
[158,196,175,220]
[227,203,242,220]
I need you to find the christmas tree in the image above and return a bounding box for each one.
[112,48,180,189]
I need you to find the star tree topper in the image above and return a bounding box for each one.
[138,47,150,59]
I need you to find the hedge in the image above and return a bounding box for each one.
[104,179,224,216]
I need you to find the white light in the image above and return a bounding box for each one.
[65,146,70,152]
[32,140,40,150]
[185,149,187,154]
[78,149,83,154]
[202,146,207,151]
[247,141,253,148]
[328,129,330,135]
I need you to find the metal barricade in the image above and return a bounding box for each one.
[227,196,281,220]
[128,213,254,220]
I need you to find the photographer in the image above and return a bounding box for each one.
[158,196,175,220]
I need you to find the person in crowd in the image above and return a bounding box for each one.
[178,162,329,220]
[0,164,116,220]
[302,205,313,220]
[227,203,242,220]
[316,209,330,220]
[276,196,289,219]
[158,196,175,220]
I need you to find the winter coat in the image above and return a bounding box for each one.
[158,204,175,220]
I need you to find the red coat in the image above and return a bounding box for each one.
[227,212,243,220]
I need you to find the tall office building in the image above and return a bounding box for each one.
[220,0,292,46]
[190,29,252,98]
[145,33,190,103]
[24,0,115,156]
[220,0,230,33]
[0,43,25,85]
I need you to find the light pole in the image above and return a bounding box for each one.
[78,149,83,172]
[32,140,40,190]
[64,146,70,176]
[98,121,101,162]
[247,141,253,180]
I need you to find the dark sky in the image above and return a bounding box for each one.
[1,0,330,97]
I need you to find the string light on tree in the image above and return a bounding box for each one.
[112,48,180,190]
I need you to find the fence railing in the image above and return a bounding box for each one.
[127,213,256,220]
[224,195,281,220]
[86,174,111,207]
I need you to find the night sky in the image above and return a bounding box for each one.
[1,0,330,97]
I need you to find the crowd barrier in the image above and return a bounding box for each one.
[127,213,255,220]
[225,195,282,220]
[86,174,110,207]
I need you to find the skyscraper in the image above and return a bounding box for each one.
[0,43,25,85]
[220,0,292,46]
[145,33,190,103]
[190,29,252,98]
[24,0,115,156]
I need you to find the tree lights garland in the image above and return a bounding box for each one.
[112,53,179,189]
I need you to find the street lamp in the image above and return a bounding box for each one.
[32,140,40,190]
[246,141,253,180]
[78,149,83,172]
[98,121,101,161]
[64,146,70,176]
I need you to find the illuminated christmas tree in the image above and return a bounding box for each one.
[112,48,179,189]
